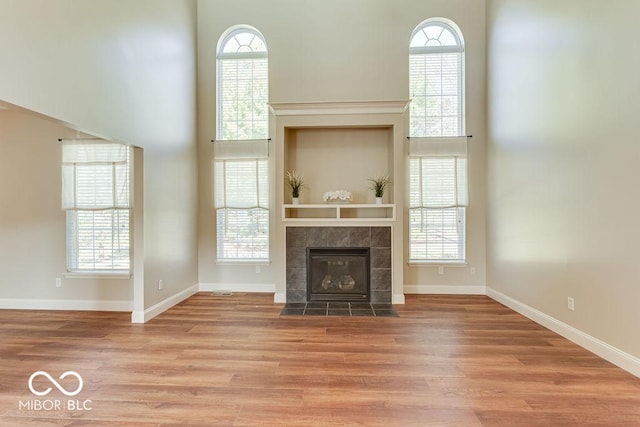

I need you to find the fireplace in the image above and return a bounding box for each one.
[307,247,370,302]
[285,226,392,304]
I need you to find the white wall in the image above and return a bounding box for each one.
[0,0,198,311]
[0,110,132,308]
[197,0,487,292]
[487,0,640,358]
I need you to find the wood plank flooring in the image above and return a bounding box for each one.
[1,293,639,426]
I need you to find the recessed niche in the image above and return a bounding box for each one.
[284,126,393,204]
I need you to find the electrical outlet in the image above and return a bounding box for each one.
[158,279,164,290]
[438,266,444,275]
[470,267,476,275]
[567,297,575,311]
[255,265,261,274]
[55,278,62,288]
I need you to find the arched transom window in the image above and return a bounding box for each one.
[217,27,268,140]
[409,20,464,137]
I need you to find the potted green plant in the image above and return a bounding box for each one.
[368,175,391,204]
[286,170,306,204]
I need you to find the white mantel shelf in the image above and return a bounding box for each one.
[269,100,410,117]
[282,203,396,222]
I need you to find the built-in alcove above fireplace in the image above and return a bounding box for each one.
[270,100,409,207]
[284,126,393,205]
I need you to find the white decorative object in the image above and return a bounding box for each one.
[375,197,383,204]
[292,197,299,205]
[323,190,353,203]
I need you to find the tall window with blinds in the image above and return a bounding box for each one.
[61,141,131,272]
[216,27,269,261]
[217,27,268,141]
[409,20,467,263]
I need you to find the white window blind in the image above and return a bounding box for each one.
[409,137,468,208]
[215,26,270,261]
[62,141,131,272]
[409,23,464,138]
[217,28,268,141]
[409,20,467,263]
[215,156,269,260]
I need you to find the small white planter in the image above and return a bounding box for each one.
[375,197,383,204]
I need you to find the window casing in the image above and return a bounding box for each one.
[409,20,467,263]
[62,141,131,272]
[215,157,269,260]
[217,28,268,141]
[216,27,269,261]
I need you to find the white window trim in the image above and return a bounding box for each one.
[408,19,467,263]
[214,157,270,262]
[408,261,468,267]
[216,26,269,141]
[215,26,270,263]
[215,260,271,266]
[64,271,131,279]
[62,141,132,273]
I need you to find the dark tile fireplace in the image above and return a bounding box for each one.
[307,247,370,302]
[285,226,392,305]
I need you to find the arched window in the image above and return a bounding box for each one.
[217,27,268,140]
[408,19,467,263]
[215,27,269,261]
[409,20,464,137]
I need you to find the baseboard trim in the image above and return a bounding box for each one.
[0,298,132,312]
[393,293,406,304]
[131,284,199,324]
[404,284,486,295]
[199,282,276,293]
[486,287,640,378]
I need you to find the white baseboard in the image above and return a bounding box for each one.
[487,287,640,378]
[403,284,486,295]
[0,298,132,312]
[393,293,405,304]
[131,284,199,324]
[199,282,276,293]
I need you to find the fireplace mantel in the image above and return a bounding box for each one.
[269,100,410,116]
[282,203,396,222]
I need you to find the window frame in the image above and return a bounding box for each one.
[216,27,269,142]
[62,141,132,275]
[409,19,465,138]
[214,157,270,262]
[215,26,270,263]
[408,19,467,264]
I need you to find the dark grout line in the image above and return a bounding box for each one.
[281,302,398,317]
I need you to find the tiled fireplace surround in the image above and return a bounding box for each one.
[285,226,392,304]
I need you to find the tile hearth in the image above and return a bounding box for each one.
[280,302,398,317]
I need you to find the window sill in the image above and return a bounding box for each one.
[64,271,131,280]
[215,260,271,266]
[408,261,467,267]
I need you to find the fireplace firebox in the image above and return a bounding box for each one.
[307,247,370,302]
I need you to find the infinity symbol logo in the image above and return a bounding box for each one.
[28,371,83,397]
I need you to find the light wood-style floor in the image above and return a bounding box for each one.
[1,293,639,426]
